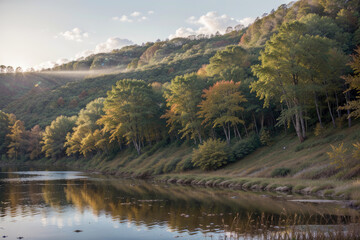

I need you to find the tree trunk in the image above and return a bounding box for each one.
[345,91,352,128]
[133,139,141,155]
[325,91,336,128]
[252,113,259,135]
[260,112,264,130]
[314,92,323,127]
[294,112,305,142]
[299,109,306,140]
[335,91,341,118]
[235,125,242,140]
[223,124,230,145]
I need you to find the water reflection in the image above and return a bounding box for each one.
[0,169,358,240]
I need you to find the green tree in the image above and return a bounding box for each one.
[251,21,346,142]
[206,46,251,81]
[162,73,206,144]
[42,115,77,159]
[198,80,247,145]
[98,79,161,155]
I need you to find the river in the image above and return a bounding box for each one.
[0,166,358,239]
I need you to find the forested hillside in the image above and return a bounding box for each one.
[1,0,360,184]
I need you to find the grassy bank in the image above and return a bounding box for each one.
[3,123,360,203]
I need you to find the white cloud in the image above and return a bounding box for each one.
[58,27,89,42]
[94,37,133,54]
[169,12,254,39]
[75,37,133,59]
[139,16,147,22]
[33,37,133,70]
[130,11,141,17]
[113,10,152,23]
[33,58,70,71]
[119,15,133,22]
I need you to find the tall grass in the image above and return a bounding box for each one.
[216,211,360,240]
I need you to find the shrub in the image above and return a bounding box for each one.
[259,128,272,146]
[353,142,360,160]
[271,167,291,177]
[314,123,325,137]
[327,142,348,169]
[192,139,228,171]
[230,134,261,162]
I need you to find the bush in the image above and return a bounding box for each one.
[259,129,272,146]
[271,167,291,177]
[327,142,348,169]
[192,139,228,171]
[314,123,325,137]
[230,134,261,162]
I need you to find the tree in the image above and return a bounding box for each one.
[42,115,77,159]
[206,46,251,81]
[251,22,308,142]
[341,47,360,119]
[65,98,105,156]
[7,120,26,160]
[26,125,43,160]
[162,73,206,144]
[198,80,247,145]
[0,65,6,73]
[15,67,23,73]
[97,79,161,155]
[0,111,12,154]
[251,21,345,142]
[6,66,14,73]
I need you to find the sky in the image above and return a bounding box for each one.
[0,0,293,70]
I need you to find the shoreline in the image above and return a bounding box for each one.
[1,161,359,210]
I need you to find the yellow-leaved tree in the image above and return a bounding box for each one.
[198,80,247,145]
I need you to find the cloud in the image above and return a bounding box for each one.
[169,12,254,39]
[57,28,89,42]
[75,37,133,59]
[94,37,133,54]
[33,58,70,71]
[113,15,133,22]
[130,11,141,17]
[34,37,133,70]
[113,10,153,23]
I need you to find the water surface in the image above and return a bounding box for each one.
[0,167,358,239]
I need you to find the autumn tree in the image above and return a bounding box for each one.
[65,98,105,157]
[98,79,161,155]
[26,125,43,160]
[162,73,206,144]
[198,81,247,145]
[7,120,26,160]
[42,115,77,159]
[0,111,12,155]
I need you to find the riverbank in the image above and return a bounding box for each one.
[1,123,359,205]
